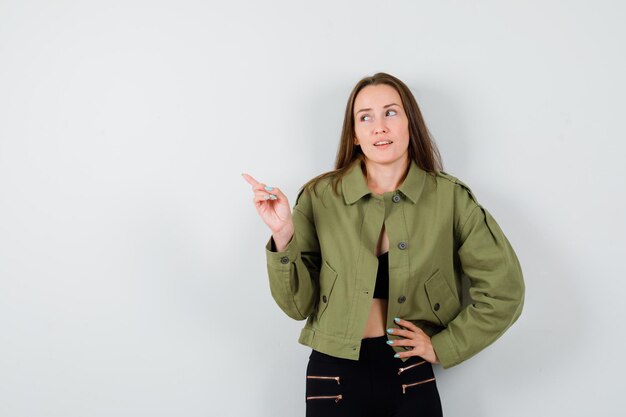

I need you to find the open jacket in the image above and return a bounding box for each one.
[265,159,524,368]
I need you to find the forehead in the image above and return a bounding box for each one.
[354,84,402,111]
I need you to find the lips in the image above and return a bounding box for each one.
[374,140,393,146]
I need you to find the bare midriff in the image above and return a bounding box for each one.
[362,223,389,338]
[362,299,388,337]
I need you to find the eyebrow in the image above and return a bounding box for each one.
[355,103,400,115]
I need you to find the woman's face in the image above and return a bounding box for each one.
[353,84,410,167]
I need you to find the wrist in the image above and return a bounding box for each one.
[272,222,294,239]
[272,225,294,252]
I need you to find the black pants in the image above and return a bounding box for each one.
[305,335,443,417]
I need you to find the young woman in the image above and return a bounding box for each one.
[243,72,524,416]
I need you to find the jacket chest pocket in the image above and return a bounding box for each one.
[317,260,338,319]
[424,270,461,325]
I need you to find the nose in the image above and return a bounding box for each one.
[373,120,388,134]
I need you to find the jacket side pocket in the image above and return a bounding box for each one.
[317,260,338,320]
[424,270,461,326]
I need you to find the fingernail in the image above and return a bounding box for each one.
[264,186,274,191]
[394,353,400,358]
[394,317,401,323]
[269,194,277,200]
[386,340,393,345]
[263,195,270,200]
[387,328,393,334]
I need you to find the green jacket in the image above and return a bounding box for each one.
[265,159,524,368]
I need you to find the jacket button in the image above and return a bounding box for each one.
[280,256,289,264]
[392,194,401,203]
[398,295,406,303]
[434,303,440,311]
[398,242,407,250]
[322,295,328,303]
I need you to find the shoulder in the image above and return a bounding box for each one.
[432,171,487,236]
[435,170,479,204]
[435,170,471,190]
[294,170,338,206]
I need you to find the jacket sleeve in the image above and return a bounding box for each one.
[431,183,525,368]
[265,187,321,320]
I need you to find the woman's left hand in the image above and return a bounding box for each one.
[387,318,439,364]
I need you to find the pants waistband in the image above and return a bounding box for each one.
[311,334,410,364]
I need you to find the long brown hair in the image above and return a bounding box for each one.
[302,72,442,196]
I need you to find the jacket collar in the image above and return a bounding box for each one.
[341,159,427,205]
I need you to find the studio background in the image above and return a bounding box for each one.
[1,1,624,416]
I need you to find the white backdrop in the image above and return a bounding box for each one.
[1,1,625,416]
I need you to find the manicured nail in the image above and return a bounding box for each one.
[269,194,277,200]
[263,195,271,200]
[394,353,400,358]
[264,186,274,191]
[394,317,401,323]
[386,340,393,345]
[387,328,394,334]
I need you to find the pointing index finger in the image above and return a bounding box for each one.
[241,172,259,187]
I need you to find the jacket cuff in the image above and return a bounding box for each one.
[265,234,300,269]
[431,331,461,369]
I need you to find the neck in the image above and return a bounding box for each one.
[363,155,410,195]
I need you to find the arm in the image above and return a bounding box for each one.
[431,184,525,368]
[265,188,321,320]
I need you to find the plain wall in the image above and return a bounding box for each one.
[1,0,625,416]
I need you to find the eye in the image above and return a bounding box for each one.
[386,109,398,117]
[360,115,371,122]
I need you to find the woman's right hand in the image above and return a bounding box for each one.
[242,173,294,248]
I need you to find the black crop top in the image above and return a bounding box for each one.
[373,252,389,299]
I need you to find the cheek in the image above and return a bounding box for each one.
[391,119,410,139]
[354,124,367,140]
